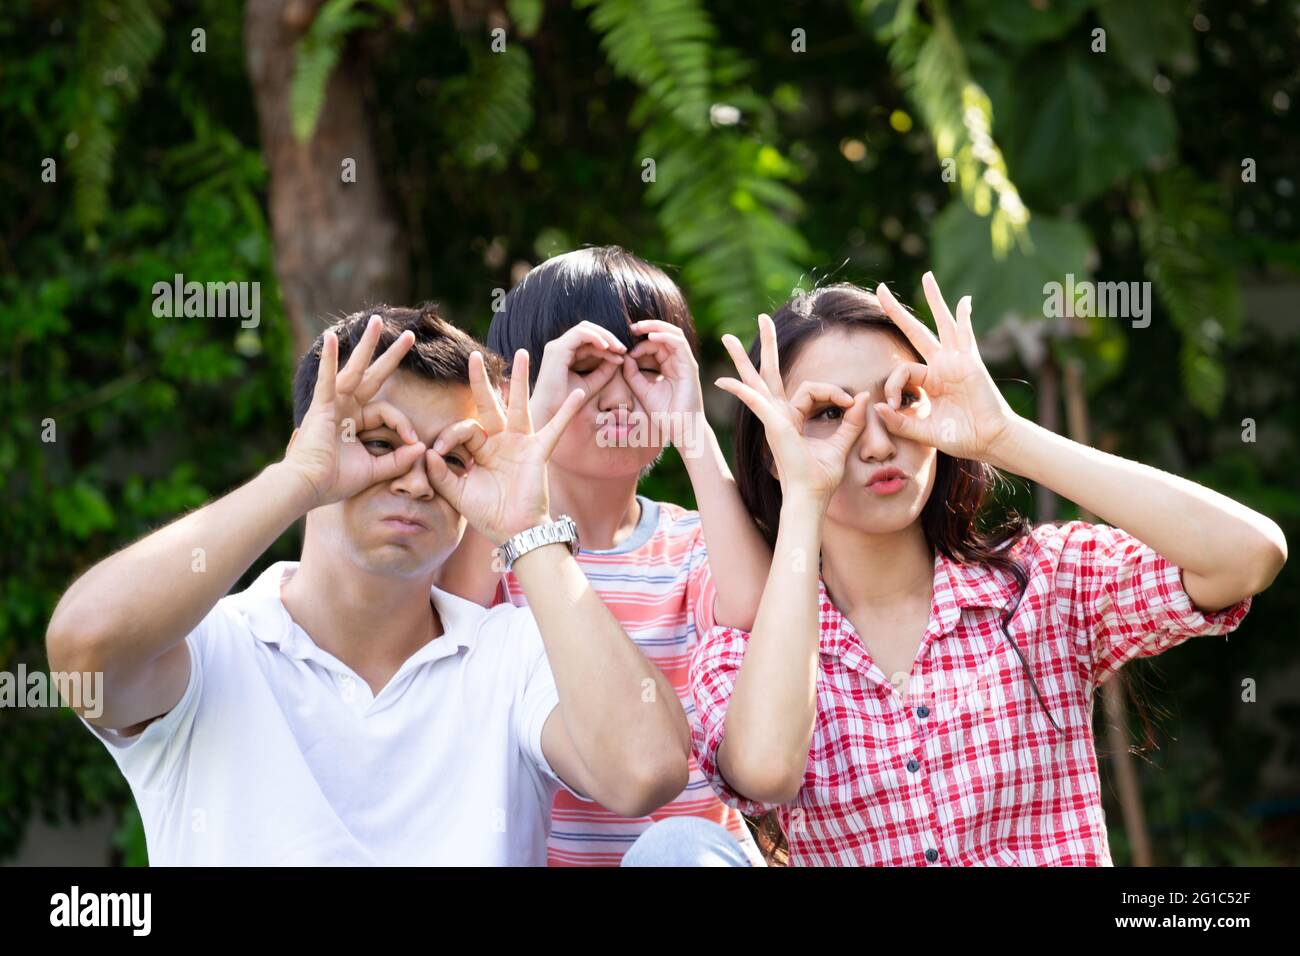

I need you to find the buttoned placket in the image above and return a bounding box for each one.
[833,606,952,866]
[241,566,479,720]
[323,637,465,718]
[333,669,369,713]
[256,609,465,719]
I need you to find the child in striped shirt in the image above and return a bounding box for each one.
[437,245,770,865]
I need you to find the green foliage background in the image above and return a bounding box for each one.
[1,0,1297,864]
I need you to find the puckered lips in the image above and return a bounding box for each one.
[864,466,907,496]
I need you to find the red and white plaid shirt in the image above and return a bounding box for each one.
[690,521,1252,866]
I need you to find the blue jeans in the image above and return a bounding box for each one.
[620,816,757,867]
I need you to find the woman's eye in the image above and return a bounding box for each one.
[638,366,660,376]
[899,390,918,408]
[813,405,844,421]
[444,454,466,471]
[363,439,394,454]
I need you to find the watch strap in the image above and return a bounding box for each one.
[498,515,579,571]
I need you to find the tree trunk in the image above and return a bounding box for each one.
[1034,356,1060,523]
[244,0,409,357]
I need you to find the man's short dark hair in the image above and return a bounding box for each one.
[293,304,503,427]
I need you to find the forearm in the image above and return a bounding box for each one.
[512,544,691,778]
[988,416,1287,606]
[719,492,824,800]
[680,420,772,629]
[47,462,314,673]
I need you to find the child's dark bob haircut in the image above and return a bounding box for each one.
[487,245,699,385]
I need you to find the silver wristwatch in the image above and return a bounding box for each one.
[497,515,580,571]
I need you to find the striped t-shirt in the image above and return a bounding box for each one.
[497,496,764,867]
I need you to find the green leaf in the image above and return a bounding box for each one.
[1134,170,1244,416]
[580,0,811,331]
[1180,341,1227,417]
[642,119,810,333]
[439,45,534,170]
[931,200,1093,332]
[51,483,116,540]
[998,47,1177,208]
[577,0,716,132]
[507,0,544,37]
[969,0,1094,47]
[1097,0,1196,83]
[66,0,165,243]
[871,1,1030,251]
[290,0,395,143]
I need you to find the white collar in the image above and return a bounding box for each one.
[234,561,484,672]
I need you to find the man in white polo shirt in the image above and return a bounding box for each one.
[46,305,691,865]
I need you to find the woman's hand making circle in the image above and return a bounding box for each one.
[872,272,1019,462]
[716,313,870,501]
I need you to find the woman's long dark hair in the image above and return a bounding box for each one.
[731,283,1067,865]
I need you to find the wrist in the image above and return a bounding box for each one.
[780,487,831,523]
[677,412,717,468]
[491,508,553,546]
[265,461,321,516]
[496,514,579,570]
[982,413,1033,472]
[509,538,572,577]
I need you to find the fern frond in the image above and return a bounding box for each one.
[507,0,545,37]
[290,0,397,143]
[642,118,810,335]
[580,0,810,331]
[867,0,1029,256]
[440,45,535,170]
[576,0,715,133]
[67,0,165,245]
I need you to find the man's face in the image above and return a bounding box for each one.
[306,370,477,578]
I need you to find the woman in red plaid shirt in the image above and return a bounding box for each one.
[644,274,1286,866]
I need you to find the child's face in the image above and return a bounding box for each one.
[547,340,666,480]
[783,327,938,535]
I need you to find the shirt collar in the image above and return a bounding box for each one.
[930,550,1021,634]
[236,561,480,669]
[817,551,1020,657]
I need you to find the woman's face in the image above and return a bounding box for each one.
[782,326,938,535]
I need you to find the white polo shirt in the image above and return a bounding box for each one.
[80,561,583,865]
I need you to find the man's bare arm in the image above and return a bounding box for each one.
[46,464,318,729]
[46,317,423,730]
[516,544,690,817]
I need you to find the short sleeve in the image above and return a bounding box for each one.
[490,572,519,609]
[1038,521,1252,689]
[77,622,209,795]
[686,524,719,638]
[510,611,593,803]
[688,624,781,817]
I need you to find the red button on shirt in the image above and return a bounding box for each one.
[690,521,1252,866]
